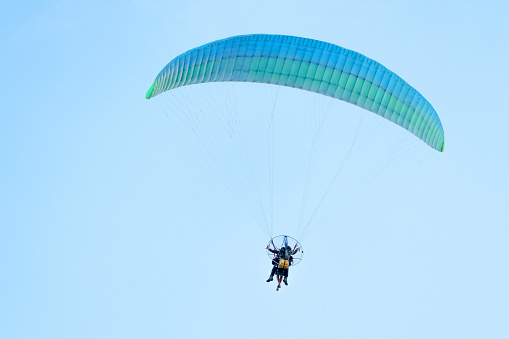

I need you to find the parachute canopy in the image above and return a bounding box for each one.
[146,34,444,151]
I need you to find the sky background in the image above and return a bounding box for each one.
[1,1,508,338]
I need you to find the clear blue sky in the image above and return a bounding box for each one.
[1,1,508,338]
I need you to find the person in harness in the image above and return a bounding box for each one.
[266,244,301,291]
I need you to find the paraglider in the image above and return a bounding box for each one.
[146,34,444,290]
[266,236,303,291]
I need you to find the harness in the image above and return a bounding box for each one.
[278,247,291,269]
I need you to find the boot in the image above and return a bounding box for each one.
[283,277,288,285]
[266,275,273,282]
